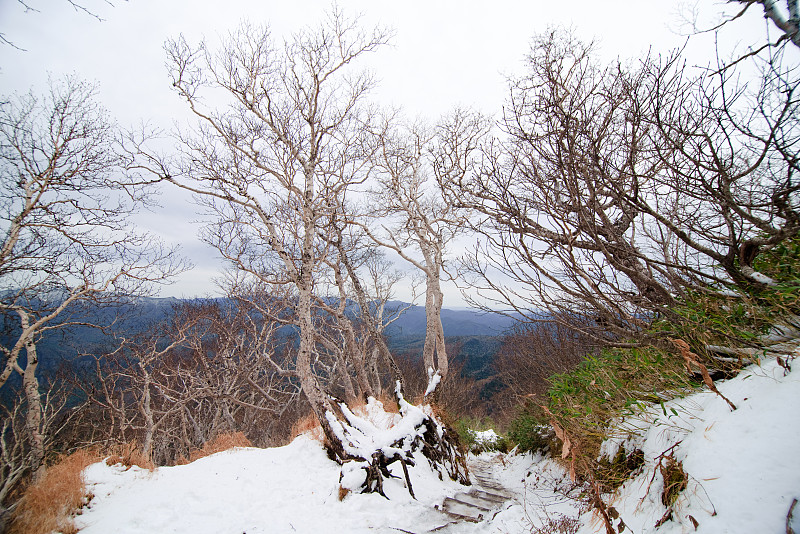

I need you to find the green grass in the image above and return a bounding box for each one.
[546,346,696,451]
[506,345,698,479]
[506,404,556,455]
[505,233,800,487]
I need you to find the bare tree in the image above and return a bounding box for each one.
[688,1,800,52]
[494,318,596,402]
[0,76,182,522]
[81,298,299,465]
[367,111,488,394]
[130,11,471,494]
[324,219,408,399]
[0,380,78,529]
[443,29,799,352]
[352,247,409,398]
[133,12,390,461]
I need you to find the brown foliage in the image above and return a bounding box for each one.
[493,320,594,419]
[671,338,737,411]
[9,449,98,534]
[187,432,252,462]
[104,442,155,471]
[290,411,324,442]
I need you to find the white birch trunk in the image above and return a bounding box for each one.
[19,311,44,480]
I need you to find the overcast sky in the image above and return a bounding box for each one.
[0,0,766,306]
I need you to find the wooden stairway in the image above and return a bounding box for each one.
[429,457,513,530]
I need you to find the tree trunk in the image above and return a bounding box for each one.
[140,368,154,459]
[335,238,406,398]
[19,311,44,481]
[422,283,437,377]
[368,346,383,397]
[422,270,448,386]
[296,272,349,461]
[344,321,373,400]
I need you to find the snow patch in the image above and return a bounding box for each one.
[77,403,466,534]
[472,428,500,447]
[581,356,800,534]
[424,368,442,396]
[74,357,800,533]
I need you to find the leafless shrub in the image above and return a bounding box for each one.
[78,297,302,466]
[494,318,596,402]
[394,344,486,421]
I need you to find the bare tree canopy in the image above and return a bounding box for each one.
[443,28,799,349]
[721,1,800,48]
[126,8,475,495]
[0,76,184,522]
[366,110,489,393]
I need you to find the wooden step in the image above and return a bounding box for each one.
[473,484,512,498]
[452,492,495,511]
[469,488,509,503]
[442,497,484,522]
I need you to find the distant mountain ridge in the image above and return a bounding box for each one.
[120,297,520,338]
[1,297,520,378]
[380,301,518,337]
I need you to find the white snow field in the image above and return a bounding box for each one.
[75,356,799,534]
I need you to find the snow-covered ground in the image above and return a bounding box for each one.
[581,355,800,534]
[77,436,464,533]
[75,356,799,534]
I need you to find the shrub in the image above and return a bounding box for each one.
[545,346,696,460]
[104,442,154,471]
[290,411,324,442]
[454,417,510,454]
[659,455,688,507]
[507,405,556,455]
[453,417,476,451]
[666,236,800,358]
[10,449,97,534]
[530,514,581,534]
[595,447,645,492]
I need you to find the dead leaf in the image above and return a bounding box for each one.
[671,338,737,411]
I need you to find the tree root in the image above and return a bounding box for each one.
[332,394,469,499]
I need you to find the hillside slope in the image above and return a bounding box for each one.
[74,356,799,534]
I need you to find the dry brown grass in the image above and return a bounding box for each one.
[188,432,252,462]
[374,395,400,414]
[104,442,154,471]
[9,449,98,534]
[337,396,401,422]
[290,412,324,442]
